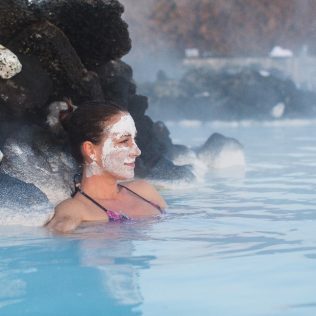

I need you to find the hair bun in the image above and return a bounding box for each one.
[59,98,77,122]
[46,98,77,134]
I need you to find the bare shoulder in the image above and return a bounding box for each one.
[45,197,85,233]
[54,197,86,216]
[123,179,167,209]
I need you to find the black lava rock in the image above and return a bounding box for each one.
[36,0,131,68]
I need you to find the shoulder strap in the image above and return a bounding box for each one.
[119,184,163,213]
[77,188,109,213]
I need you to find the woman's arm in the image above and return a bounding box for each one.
[45,199,83,233]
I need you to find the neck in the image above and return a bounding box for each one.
[80,170,120,200]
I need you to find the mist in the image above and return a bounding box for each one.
[120,0,184,83]
[120,0,316,122]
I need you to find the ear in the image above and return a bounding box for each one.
[81,141,97,162]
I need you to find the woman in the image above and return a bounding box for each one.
[46,101,166,233]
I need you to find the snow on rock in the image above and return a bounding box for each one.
[0,150,3,162]
[269,46,293,58]
[0,44,22,79]
[259,70,270,77]
[271,102,285,118]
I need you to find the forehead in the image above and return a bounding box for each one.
[105,112,136,135]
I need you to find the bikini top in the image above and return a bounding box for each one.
[77,184,164,222]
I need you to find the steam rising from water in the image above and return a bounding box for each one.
[120,0,183,83]
[3,118,315,227]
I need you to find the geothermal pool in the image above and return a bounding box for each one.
[0,119,316,315]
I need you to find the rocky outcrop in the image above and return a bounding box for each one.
[197,133,245,169]
[0,44,22,79]
[0,172,50,209]
[0,172,52,225]
[95,60,134,107]
[35,0,131,69]
[0,54,53,120]
[7,20,104,104]
[1,125,78,204]
[142,67,316,120]
[0,0,36,45]
[0,0,194,208]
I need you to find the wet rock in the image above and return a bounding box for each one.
[0,125,78,204]
[7,20,104,104]
[0,0,197,185]
[0,172,49,209]
[0,0,36,45]
[133,116,196,180]
[147,157,195,181]
[197,133,245,169]
[171,144,192,159]
[36,0,131,68]
[0,55,53,119]
[96,60,134,107]
[152,120,174,159]
[128,94,148,118]
[0,44,22,79]
[134,115,168,177]
[0,172,53,226]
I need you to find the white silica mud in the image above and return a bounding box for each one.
[84,113,141,179]
[85,155,103,178]
[101,113,141,179]
[0,44,22,79]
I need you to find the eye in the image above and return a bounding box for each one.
[119,138,129,144]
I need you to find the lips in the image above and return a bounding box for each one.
[124,161,135,168]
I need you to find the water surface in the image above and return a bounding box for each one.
[0,120,315,315]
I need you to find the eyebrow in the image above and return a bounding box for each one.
[119,132,137,137]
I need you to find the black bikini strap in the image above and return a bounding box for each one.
[118,184,163,212]
[77,188,109,214]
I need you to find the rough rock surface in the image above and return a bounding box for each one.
[95,60,135,107]
[0,0,209,212]
[0,55,53,120]
[1,125,77,204]
[7,20,104,104]
[0,0,36,45]
[197,133,245,169]
[0,172,52,226]
[0,44,22,79]
[36,0,131,68]
[0,172,49,209]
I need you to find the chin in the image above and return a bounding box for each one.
[114,171,135,181]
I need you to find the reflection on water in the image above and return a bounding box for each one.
[0,224,156,315]
[77,223,156,307]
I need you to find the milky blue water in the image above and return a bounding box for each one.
[0,120,316,316]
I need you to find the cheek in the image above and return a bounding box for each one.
[108,148,130,162]
[101,142,130,169]
[102,148,134,178]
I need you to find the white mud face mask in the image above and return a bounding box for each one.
[86,113,141,179]
[102,114,141,179]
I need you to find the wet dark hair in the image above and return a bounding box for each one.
[61,100,127,164]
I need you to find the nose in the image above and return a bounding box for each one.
[131,140,141,157]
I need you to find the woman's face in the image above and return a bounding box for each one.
[86,112,141,179]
